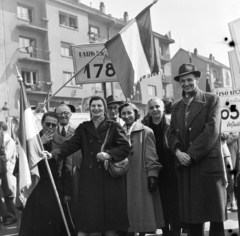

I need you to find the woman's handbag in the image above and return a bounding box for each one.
[101,124,129,178]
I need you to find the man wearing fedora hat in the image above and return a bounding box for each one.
[167,63,227,236]
[106,95,124,126]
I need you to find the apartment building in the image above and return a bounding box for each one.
[0,0,174,119]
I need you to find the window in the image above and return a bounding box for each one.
[61,42,72,57]
[59,12,78,29]
[89,25,100,42]
[212,69,218,79]
[19,36,36,53]
[17,5,32,21]
[63,72,82,87]
[21,70,37,85]
[159,46,164,56]
[148,85,157,96]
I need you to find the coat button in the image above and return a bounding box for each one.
[176,129,179,132]
[130,151,134,155]
[90,152,93,155]
[189,127,192,131]
[89,165,93,169]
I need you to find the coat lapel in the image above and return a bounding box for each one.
[186,90,206,128]
[65,126,75,139]
[131,122,144,133]
[83,120,101,139]
[175,99,185,129]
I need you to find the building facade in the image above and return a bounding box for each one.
[171,48,231,101]
[0,0,174,120]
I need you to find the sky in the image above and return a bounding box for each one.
[80,0,240,67]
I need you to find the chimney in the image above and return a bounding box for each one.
[74,0,81,3]
[194,48,198,56]
[124,12,129,22]
[100,2,105,13]
[209,53,213,60]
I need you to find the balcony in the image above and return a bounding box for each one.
[160,53,171,63]
[25,81,52,94]
[16,15,48,32]
[18,48,50,64]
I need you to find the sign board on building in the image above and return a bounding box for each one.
[228,50,240,90]
[222,68,232,88]
[214,87,240,132]
[229,18,240,69]
[72,43,118,84]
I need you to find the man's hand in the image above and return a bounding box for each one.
[63,195,71,204]
[175,149,191,166]
[96,152,111,162]
[42,151,53,159]
[41,130,54,144]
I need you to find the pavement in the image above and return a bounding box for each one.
[0,206,239,236]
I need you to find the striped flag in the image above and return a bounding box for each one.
[206,64,211,92]
[105,1,159,98]
[18,81,44,203]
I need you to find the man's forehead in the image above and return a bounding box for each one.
[56,104,71,113]
[108,104,119,108]
[44,116,58,123]
[179,73,196,81]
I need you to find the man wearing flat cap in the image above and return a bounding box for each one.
[167,63,227,236]
[106,95,124,126]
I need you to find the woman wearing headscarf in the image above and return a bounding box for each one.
[45,96,130,236]
[118,102,164,236]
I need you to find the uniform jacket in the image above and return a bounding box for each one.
[167,89,227,223]
[52,119,130,232]
[126,122,164,232]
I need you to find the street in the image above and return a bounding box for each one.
[1,205,239,236]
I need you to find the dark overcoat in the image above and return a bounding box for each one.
[167,89,227,223]
[19,131,73,236]
[52,119,130,233]
[143,115,180,229]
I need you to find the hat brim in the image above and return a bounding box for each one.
[67,104,76,113]
[107,101,124,106]
[174,71,201,82]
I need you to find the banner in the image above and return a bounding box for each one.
[72,43,118,84]
[228,50,240,90]
[214,87,240,132]
[229,18,240,69]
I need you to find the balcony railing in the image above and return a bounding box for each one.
[25,81,52,93]
[18,48,50,63]
[16,15,48,31]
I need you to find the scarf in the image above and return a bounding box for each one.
[123,122,136,145]
[182,87,198,127]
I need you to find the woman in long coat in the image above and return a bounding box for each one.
[48,96,130,236]
[118,102,164,235]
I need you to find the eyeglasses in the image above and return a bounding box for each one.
[45,122,58,128]
[56,112,71,117]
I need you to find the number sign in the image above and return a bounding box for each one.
[72,43,118,84]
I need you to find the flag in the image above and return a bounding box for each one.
[18,81,44,203]
[206,64,211,92]
[105,1,159,98]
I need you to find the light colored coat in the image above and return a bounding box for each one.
[126,122,164,232]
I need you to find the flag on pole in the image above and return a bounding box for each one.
[105,1,159,98]
[18,79,44,203]
[206,64,211,92]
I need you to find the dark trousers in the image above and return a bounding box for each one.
[188,222,224,236]
[5,197,17,220]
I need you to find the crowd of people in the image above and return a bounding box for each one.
[0,63,239,236]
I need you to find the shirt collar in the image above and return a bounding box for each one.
[59,124,69,133]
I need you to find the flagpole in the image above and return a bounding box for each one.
[16,70,71,236]
[43,47,106,106]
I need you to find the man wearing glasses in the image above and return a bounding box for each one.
[19,112,73,236]
[106,95,124,126]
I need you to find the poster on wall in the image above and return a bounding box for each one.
[228,50,240,90]
[222,68,232,88]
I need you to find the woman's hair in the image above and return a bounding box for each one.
[41,112,59,124]
[118,102,141,121]
[162,98,174,115]
[89,96,108,118]
[147,97,164,107]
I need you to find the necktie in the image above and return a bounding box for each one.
[61,127,66,137]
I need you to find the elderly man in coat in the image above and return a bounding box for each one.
[167,63,227,236]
